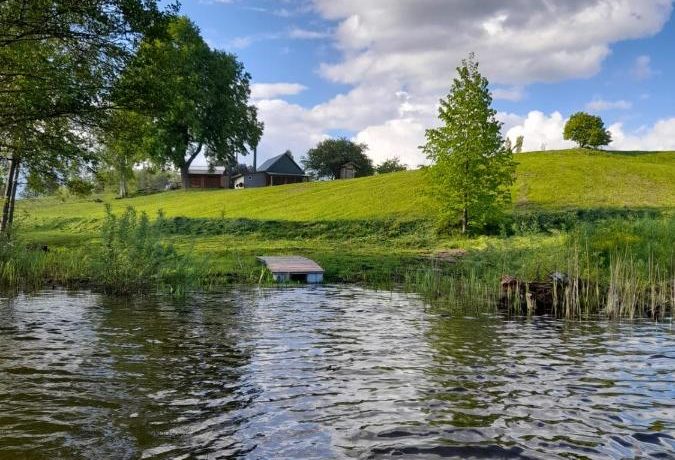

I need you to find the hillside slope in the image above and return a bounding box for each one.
[19,149,675,224]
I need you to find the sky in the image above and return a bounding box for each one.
[181,0,675,167]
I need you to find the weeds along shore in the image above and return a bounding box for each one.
[2,206,673,319]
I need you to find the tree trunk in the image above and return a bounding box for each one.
[7,159,20,227]
[461,207,468,234]
[119,175,127,198]
[180,143,203,191]
[1,157,19,234]
[180,164,190,190]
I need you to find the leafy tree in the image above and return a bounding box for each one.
[563,112,612,149]
[0,0,174,232]
[376,158,407,174]
[422,54,516,234]
[118,17,263,190]
[99,110,156,198]
[303,138,374,180]
[514,135,524,153]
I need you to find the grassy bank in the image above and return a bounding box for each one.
[8,149,675,317]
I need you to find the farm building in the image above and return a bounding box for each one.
[233,151,308,188]
[187,166,229,189]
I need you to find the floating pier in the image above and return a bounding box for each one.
[257,256,324,283]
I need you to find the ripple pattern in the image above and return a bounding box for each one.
[0,287,673,459]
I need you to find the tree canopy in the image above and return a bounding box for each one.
[376,158,407,174]
[117,16,263,189]
[563,112,612,149]
[303,138,374,180]
[0,0,175,231]
[422,54,516,234]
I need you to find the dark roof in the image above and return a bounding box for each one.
[257,152,305,175]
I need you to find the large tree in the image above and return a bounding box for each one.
[423,54,516,234]
[303,138,374,180]
[0,0,174,232]
[119,17,263,190]
[563,112,612,149]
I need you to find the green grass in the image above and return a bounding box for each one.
[17,149,675,224]
[8,148,675,317]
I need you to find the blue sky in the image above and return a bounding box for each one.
[181,0,675,165]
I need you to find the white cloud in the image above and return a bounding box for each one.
[251,83,307,100]
[250,1,673,164]
[314,0,672,87]
[609,119,675,150]
[288,27,331,39]
[354,118,429,167]
[585,99,632,111]
[492,86,525,102]
[505,111,575,151]
[631,55,656,80]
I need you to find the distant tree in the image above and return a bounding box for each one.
[99,110,156,198]
[118,17,263,190]
[376,158,407,174]
[563,112,612,149]
[303,138,374,179]
[422,54,516,234]
[514,135,524,153]
[226,163,254,176]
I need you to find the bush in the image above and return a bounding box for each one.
[92,205,196,294]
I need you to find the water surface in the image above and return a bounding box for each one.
[0,286,673,459]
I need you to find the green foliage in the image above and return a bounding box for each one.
[118,16,263,188]
[563,112,612,149]
[514,136,524,154]
[92,206,196,294]
[98,110,157,198]
[376,158,407,174]
[423,54,516,233]
[303,138,374,179]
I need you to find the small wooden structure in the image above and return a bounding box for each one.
[257,256,324,283]
[187,166,229,189]
[339,162,357,179]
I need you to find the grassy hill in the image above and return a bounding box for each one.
[19,149,675,224]
[7,149,675,315]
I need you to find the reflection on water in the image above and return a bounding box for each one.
[0,286,673,459]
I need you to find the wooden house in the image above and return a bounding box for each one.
[187,166,229,189]
[233,151,308,188]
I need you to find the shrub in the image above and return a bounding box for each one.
[92,205,196,294]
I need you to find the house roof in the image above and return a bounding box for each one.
[257,151,305,175]
[188,166,225,175]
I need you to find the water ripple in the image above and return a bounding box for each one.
[0,287,673,459]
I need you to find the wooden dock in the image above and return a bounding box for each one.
[257,256,324,283]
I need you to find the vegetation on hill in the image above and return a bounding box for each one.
[5,148,674,318]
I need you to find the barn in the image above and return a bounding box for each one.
[187,166,229,189]
[233,151,308,188]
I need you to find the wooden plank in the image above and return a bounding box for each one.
[257,256,324,274]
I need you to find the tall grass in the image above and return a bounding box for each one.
[409,216,674,319]
[92,205,199,295]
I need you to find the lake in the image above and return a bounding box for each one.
[0,286,673,459]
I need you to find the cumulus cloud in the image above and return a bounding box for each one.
[314,0,672,87]
[609,119,675,150]
[585,99,632,111]
[251,83,307,100]
[354,119,429,167]
[250,1,673,163]
[505,111,575,151]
